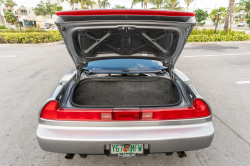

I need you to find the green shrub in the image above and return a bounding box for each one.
[188,28,250,42]
[0,25,8,29]
[188,34,250,42]
[0,28,47,33]
[0,30,62,44]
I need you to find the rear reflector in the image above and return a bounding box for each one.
[55,9,195,17]
[40,99,210,121]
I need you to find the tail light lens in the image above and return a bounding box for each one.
[40,99,210,121]
[40,100,112,121]
[141,99,210,121]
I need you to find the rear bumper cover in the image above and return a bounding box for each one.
[37,122,214,154]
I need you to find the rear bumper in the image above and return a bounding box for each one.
[37,122,214,154]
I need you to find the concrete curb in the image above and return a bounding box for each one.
[0,41,64,46]
[187,41,250,45]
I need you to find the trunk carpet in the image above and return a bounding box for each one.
[72,77,180,106]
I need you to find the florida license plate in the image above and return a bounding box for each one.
[110,144,143,156]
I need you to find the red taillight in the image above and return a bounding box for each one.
[141,99,210,121]
[40,100,59,120]
[40,100,112,121]
[40,99,210,121]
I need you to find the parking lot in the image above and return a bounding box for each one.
[0,42,250,166]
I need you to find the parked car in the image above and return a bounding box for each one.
[37,9,214,159]
[237,21,247,27]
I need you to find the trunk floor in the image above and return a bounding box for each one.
[72,78,180,106]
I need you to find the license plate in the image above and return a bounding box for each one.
[110,144,143,155]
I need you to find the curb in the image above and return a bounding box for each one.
[186,41,250,45]
[0,41,64,46]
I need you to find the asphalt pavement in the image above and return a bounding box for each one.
[0,42,250,166]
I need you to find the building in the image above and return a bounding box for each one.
[3,6,36,22]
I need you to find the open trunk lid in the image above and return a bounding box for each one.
[55,9,196,69]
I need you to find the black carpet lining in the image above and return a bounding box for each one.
[72,77,180,106]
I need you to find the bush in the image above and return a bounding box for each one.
[188,28,250,42]
[0,25,8,29]
[0,28,47,33]
[0,30,62,44]
[188,34,250,42]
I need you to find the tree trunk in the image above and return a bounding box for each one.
[57,0,60,6]
[224,0,235,33]
[243,10,245,22]
[171,2,175,10]
[81,0,84,9]
[0,13,4,25]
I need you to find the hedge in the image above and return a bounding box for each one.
[0,28,249,44]
[188,28,250,42]
[0,31,62,43]
[188,34,250,42]
[0,28,47,33]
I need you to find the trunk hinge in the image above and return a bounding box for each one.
[75,61,87,81]
[163,61,175,80]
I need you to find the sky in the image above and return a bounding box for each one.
[10,0,242,9]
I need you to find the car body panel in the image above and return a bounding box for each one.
[37,122,214,154]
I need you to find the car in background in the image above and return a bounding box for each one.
[237,21,247,27]
[36,9,214,159]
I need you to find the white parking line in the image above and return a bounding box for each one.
[0,56,16,58]
[236,81,250,84]
[184,53,250,58]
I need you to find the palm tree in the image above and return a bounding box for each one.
[184,0,194,11]
[80,0,96,9]
[163,0,178,10]
[0,0,5,25]
[98,0,101,8]
[236,0,250,23]
[100,0,110,9]
[131,0,144,8]
[113,4,127,9]
[149,0,167,9]
[144,0,148,9]
[88,0,97,9]
[162,0,184,11]
[224,0,236,33]
[4,0,17,10]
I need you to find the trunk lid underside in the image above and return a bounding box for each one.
[55,10,196,67]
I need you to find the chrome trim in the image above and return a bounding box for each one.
[38,116,212,127]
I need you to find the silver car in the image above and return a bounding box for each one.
[37,9,214,159]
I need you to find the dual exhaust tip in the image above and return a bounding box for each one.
[65,151,187,160]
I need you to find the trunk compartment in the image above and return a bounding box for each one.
[71,77,181,107]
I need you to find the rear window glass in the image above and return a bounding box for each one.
[84,59,165,70]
